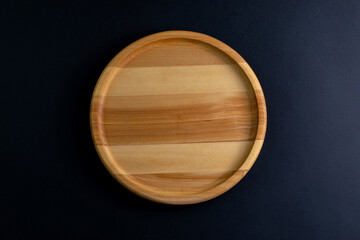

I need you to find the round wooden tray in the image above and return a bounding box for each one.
[90,31,266,204]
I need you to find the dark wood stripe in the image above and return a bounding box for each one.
[92,92,262,145]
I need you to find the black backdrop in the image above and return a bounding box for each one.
[1,0,360,239]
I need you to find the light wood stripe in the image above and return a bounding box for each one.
[100,141,254,175]
[104,64,255,96]
[109,38,240,68]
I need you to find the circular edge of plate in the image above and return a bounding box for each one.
[90,30,267,205]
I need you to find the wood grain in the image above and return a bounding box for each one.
[90,31,267,204]
[93,92,259,145]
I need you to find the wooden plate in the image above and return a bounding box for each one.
[90,31,266,204]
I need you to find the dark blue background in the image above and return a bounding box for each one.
[1,0,360,239]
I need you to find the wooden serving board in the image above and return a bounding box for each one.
[90,31,266,204]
